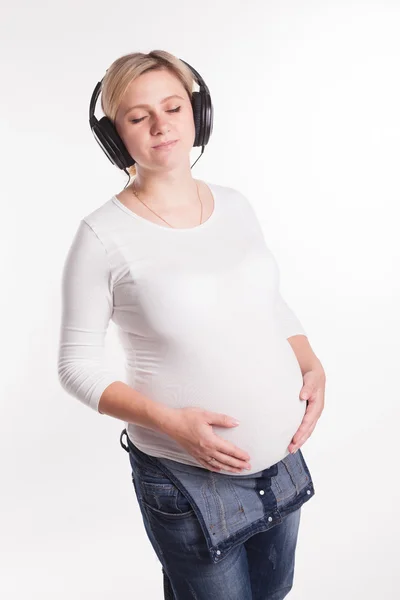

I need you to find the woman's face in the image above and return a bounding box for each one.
[114,68,196,172]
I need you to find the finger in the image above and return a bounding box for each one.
[292,404,316,439]
[294,421,317,448]
[197,458,221,472]
[198,456,239,473]
[213,438,251,463]
[200,455,246,473]
[211,448,251,471]
[292,420,311,444]
[304,398,321,417]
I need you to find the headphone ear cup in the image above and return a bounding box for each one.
[202,91,213,146]
[191,91,203,147]
[92,116,135,170]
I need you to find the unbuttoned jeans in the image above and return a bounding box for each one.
[120,432,302,600]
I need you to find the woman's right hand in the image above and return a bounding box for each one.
[164,406,252,473]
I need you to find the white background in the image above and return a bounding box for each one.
[1,1,399,598]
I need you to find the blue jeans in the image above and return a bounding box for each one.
[121,433,302,600]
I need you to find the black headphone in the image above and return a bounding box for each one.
[89,58,213,179]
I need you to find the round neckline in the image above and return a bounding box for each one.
[111,181,218,232]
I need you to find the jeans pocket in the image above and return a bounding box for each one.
[131,455,195,518]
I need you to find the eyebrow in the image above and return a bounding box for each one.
[124,94,185,115]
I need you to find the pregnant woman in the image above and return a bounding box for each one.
[58,49,326,599]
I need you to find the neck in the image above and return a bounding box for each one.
[131,166,200,208]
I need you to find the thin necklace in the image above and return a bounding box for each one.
[130,180,203,228]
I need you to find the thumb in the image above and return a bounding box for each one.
[300,387,311,400]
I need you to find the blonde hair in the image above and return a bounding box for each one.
[100,50,196,180]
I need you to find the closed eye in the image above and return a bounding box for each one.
[130,106,181,124]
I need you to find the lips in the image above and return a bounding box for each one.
[153,140,178,148]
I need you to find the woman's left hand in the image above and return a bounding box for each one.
[289,368,326,453]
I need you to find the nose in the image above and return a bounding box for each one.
[150,113,171,136]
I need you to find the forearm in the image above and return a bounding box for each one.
[287,334,325,377]
[98,381,176,433]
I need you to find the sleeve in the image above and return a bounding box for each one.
[274,292,307,339]
[57,219,121,412]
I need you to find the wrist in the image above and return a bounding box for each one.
[146,399,179,434]
[304,362,325,379]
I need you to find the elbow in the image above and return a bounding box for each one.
[57,355,117,413]
[57,357,96,410]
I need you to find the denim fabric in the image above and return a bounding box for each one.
[119,428,315,599]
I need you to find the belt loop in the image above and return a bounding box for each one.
[119,428,129,453]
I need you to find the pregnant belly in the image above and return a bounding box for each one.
[130,331,306,472]
[205,334,306,471]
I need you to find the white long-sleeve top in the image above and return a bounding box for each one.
[57,181,307,474]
